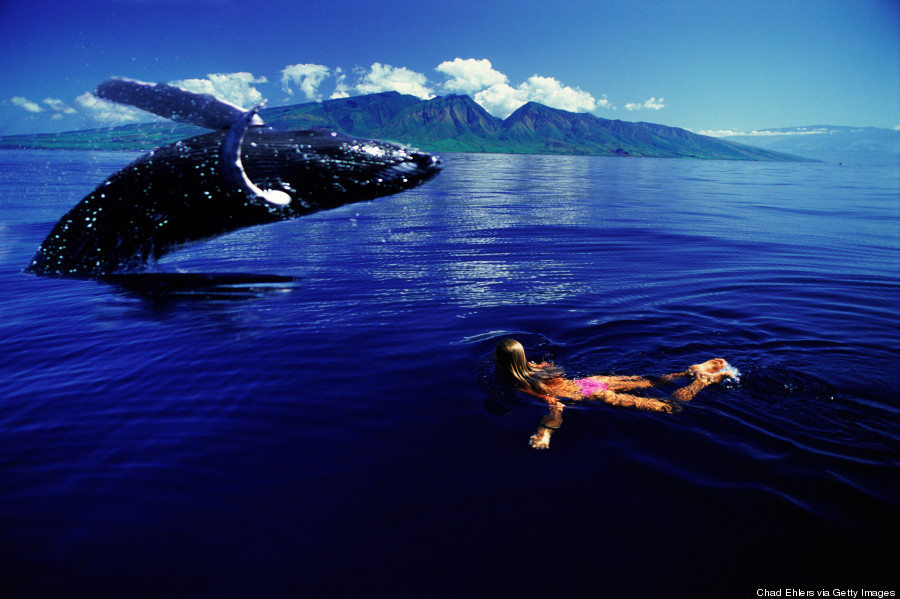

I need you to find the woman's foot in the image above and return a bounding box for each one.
[688,358,735,383]
[529,430,551,450]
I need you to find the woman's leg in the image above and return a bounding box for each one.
[603,371,688,392]
[605,377,655,392]
[595,358,734,407]
[591,389,680,413]
[608,359,732,392]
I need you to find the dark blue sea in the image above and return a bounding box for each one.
[1,149,898,598]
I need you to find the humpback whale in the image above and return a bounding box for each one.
[26,78,442,279]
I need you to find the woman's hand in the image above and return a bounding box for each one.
[528,398,563,449]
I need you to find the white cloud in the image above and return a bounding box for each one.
[331,68,350,99]
[752,128,828,136]
[893,125,900,131]
[473,83,528,119]
[11,74,267,129]
[75,92,148,125]
[473,75,602,119]
[698,128,832,137]
[354,63,434,99]
[11,96,43,113]
[625,97,666,111]
[521,75,597,112]
[436,58,508,95]
[170,72,267,109]
[281,63,331,101]
[696,129,745,137]
[11,58,631,131]
[43,97,77,115]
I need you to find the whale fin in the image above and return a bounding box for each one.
[95,77,265,130]
[220,103,291,207]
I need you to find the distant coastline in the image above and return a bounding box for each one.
[0,91,824,162]
[720,126,900,166]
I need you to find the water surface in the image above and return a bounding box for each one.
[1,150,898,598]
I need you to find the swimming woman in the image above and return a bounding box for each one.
[493,339,738,449]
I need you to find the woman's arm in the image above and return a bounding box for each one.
[529,397,564,450]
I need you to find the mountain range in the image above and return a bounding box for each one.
[0,92,814,162]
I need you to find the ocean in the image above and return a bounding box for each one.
[1,149,898,598]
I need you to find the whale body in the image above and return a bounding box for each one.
[26,78,442,278]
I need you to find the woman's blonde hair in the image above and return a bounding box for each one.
[494,339,561,394]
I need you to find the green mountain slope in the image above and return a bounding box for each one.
[0,92,811,161]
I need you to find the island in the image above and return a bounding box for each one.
[0,91,813,162]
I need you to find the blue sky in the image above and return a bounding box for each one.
[1,0,898,136]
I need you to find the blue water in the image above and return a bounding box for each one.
[1,149,898,598]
